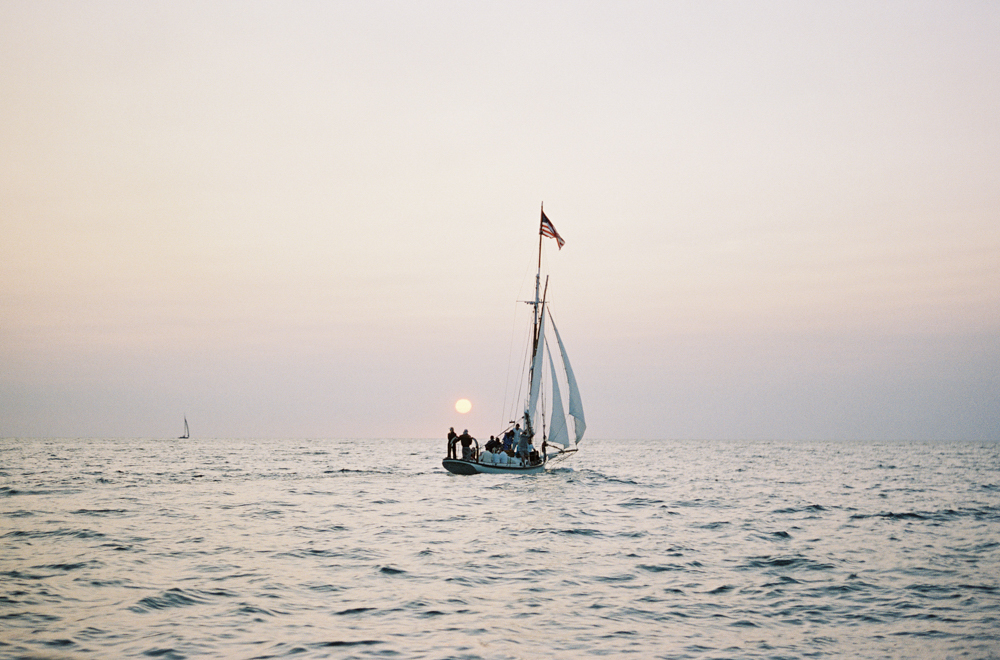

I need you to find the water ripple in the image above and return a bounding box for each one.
[1,437,998,659]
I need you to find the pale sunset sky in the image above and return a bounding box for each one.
[2,1,997,440]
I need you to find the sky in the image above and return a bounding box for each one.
[2,1,998,440]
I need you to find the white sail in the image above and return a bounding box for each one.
[545,339,570,448]
[551,317,585,444]
[526,304,546,431]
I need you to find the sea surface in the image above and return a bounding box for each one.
[2,438,999,660]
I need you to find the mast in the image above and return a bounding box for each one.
[525,203,549,437]
[525,277,547,438]
[531,203,544,350]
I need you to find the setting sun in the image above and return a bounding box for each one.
[455,398,472,414]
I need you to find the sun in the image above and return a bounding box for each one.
[455,398,472,414]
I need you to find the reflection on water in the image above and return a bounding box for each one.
[2,438,999,659]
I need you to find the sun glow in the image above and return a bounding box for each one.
[455,398,472,414]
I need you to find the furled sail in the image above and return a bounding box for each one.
[526,304,546,431]
[546,340,570,448]
[551,317,585,444]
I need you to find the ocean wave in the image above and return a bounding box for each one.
[130,587,235,613]
[741,555,836,571]
[637,563,684,573]
[850,506,1000,522]
[3,527,106,540]
[70,508,129,516]
[2,509,36,518]
[334,606,376,615]
[4,437,999,660]
[772,504,828,514]
[313,640,383,648]
[378,565,407,575]
[1,486,80,497]
[618,496,667,507]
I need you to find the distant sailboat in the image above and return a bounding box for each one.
[442,205,585,475]
[179,415,190,439]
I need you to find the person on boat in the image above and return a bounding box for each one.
[501,427,517,454]
[485,436,501,453]
[541,440,548,461]
[459,429,475,460]
[446,427,458,459]
[479,436,495,464]
[515,429,531,461]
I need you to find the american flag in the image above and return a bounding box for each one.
[539,210,565,249]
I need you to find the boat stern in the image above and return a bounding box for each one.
[441,459,481,475]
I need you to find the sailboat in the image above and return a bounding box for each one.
[178,415,190,439]
[442,206,585,475]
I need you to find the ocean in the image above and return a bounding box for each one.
[2,438,998,659]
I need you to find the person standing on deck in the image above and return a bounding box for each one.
[458,429,474,460]
[502,426,517,454]
[516,428,531,461]
[446,427,457,459]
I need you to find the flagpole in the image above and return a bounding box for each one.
[537,202,544,272]
[526,202,545,436]
[533,202,543,355]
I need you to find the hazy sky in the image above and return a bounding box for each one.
[2,1,998,440]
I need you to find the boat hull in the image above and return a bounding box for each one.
[442,458,546,475]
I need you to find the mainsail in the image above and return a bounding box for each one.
[522,306,586,449]
[526,302,546,431]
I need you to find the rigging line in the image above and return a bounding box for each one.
[500,299,525,430]
[503,247,540,429]
[510,314,532,424]
[540,387,546,441]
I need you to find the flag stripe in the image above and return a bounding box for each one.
[540,211,565,249]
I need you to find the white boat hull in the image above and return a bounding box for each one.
[442,458,546,475]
